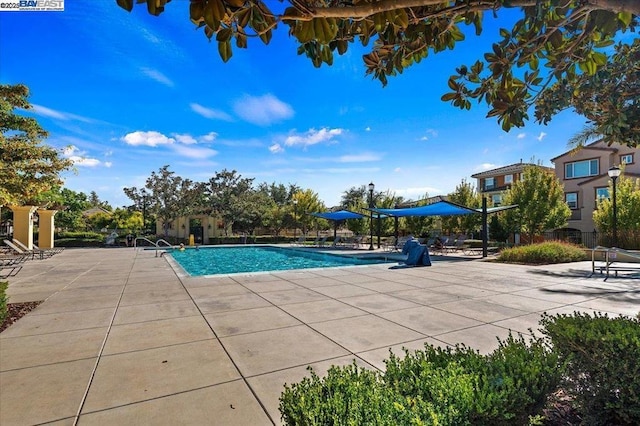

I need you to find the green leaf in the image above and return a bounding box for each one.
[618,11,633,27]
[441,93,457,101]
[216,27,232,42]
[218,40,232,62]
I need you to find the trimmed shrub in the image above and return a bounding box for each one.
[279,333,561,425]
[497,241,587,264]
[0,281,7,324]
[541,312,640,425]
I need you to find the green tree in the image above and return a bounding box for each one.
[51,188,90,231]
[501,165,571,243]
[205,169,255,235]
[0,84,73,206]
[442,179,482,236]
[593,175,640,243]
[117,1,639,145]
[292,189,326,235]
[124,165,196,236]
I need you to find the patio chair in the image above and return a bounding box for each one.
[315,236,328,247]
[3,240,48,260]
[331,235,343,247]
[290,235,306,246]
[12,239,55,258]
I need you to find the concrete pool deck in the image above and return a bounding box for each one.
[1,247,638,425]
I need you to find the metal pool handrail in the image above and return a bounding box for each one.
[134,237,174,257]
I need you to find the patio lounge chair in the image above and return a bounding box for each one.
[3,240,49,260]
[290,235,306,246]
[12,239,55,258]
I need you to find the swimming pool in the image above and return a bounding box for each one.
[168,246,395,276]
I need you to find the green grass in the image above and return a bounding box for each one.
[497,241,588,265]
[0,281,8,325]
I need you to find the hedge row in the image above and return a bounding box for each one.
[280,312,640,425]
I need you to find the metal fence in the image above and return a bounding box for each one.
[542,230,640,250]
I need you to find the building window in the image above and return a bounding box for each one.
[565,192,578,209]
[484,177,495,190]
[565,159,599,179]
[621,154,634,164]
[504,174,513,184]
[491,194,502,206]
[596,187,609,203]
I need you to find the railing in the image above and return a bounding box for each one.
[134,237,174,257]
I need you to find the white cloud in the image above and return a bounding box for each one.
[121,130,217,159]
[393,186,440,199]
[122,131,174,147]
[233,94,294,126]
[104,161,113,168]
[63,145,103,167]
[420,129,438,141]
[140,67,174,87]
[201,132,218,142]
[269,143,284,154]
[30,104,92,122]
[475,163,497,171]
[285,127,343,148]
[394,167,402,173]
[365,126,371,132]
[517,133,526,139]
[537,132,547,141]
[338,153,381,163]
[190,103,233,121]
[173,134,198,145]
[420,136,429,141]
[172,144,218,159]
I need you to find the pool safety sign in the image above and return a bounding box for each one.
[0,0,63,11]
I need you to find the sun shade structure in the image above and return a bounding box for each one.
[370,200,517,217]
[311,210,365,221]
[370,200,476,217]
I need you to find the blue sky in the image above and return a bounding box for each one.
[0,2,588,208]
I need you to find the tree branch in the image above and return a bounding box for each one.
[289,0,639,19]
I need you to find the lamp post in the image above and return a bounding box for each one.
[608,166,621,247]
[293,199,298,240]
[368,182,375,250]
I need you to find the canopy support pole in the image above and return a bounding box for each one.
[482,197,488,258]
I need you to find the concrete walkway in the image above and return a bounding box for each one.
[1,247,638,425]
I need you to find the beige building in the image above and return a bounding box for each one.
[550,140,640,233]
[471,162,554,206]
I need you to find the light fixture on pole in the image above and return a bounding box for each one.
[368,182,375,250]
[293,199,298,240]
[607,166,621,247]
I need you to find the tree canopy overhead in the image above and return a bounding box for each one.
[117,0,639,146]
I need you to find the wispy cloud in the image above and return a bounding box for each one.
[419,129,439,141]
[233,94,294,126]
[31,104,93,122]
[121,130,218,159]
[269,143,284,154]
[517,132,526,139]
[337,153,381,163]
[537,132,547,141]
[475,163,497,171]
[285,127,343,148]
[190,103,233,121]
[393,186,440,199]
[140,67,174,87]
[63,146,104,167]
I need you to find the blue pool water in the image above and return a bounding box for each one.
[169,246,394,276]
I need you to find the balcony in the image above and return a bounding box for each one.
[568,209,581,221]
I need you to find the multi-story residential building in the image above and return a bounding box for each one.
[471,162,554,206]
[550,140,640,233]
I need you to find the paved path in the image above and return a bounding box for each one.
[1,247,638,425]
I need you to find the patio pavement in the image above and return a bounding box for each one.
[1,247,638,425]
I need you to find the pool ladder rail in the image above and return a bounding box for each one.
[134,237,174,257]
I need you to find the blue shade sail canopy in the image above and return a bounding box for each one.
[310,210,365,220]
[369,200,477,217]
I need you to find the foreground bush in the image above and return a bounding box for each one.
[280,333,561,425]
[0,281,7,324]
[497,241,587,264]
[541,312,640,425]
